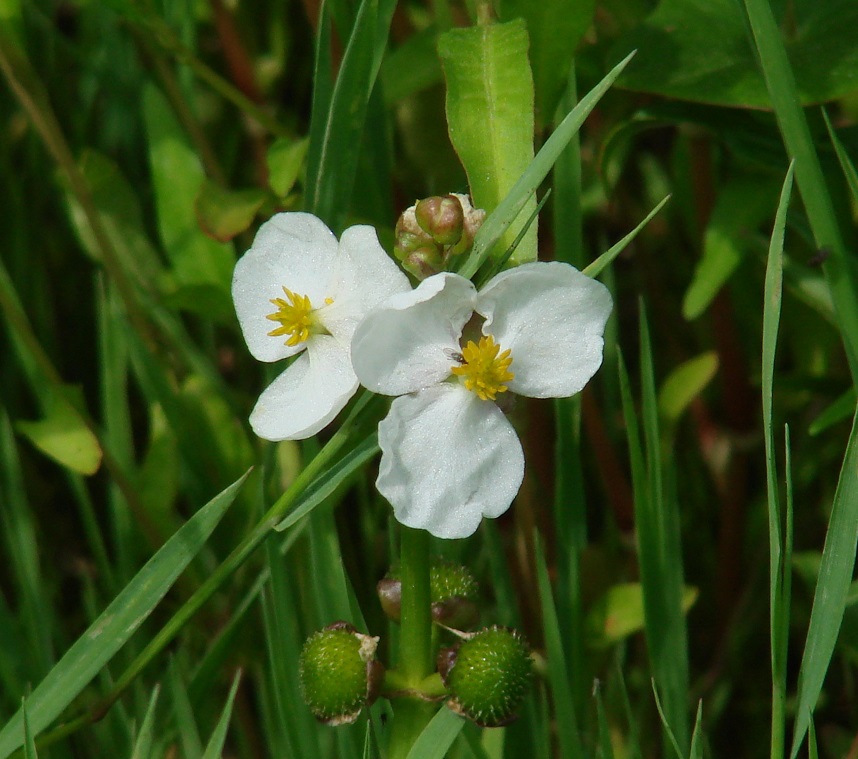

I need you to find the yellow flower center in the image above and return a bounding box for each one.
[266,287,328,347]
[450,335,514,401]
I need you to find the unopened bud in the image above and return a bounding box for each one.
[438,626,532,727]
[415,195,465,246]
[448,193,486,256]
[378,562,479,630]
[402,246,445,280]
[299,622,383,726]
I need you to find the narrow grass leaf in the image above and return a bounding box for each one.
[534,532,583,758]
[809,388,856,436]
[822,111,858,206]
[130,685,161,759]
[582,194,670,279]
[200,670,242,759]
[594,681,615,759]
[650,680,683,759]
[658,351,719,427]
[275,433,379,530]
[763,161,793,759]
[168,659,203,759]
[22,702,36,759]
[404,707,464,759]
[790,405,858,757]
[0,472,249,759]
[689,700,705,759]
[459,52,635,279]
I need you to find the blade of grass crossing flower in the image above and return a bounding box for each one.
[534,532,584,759]
[583,195,671,279]
[438,20,538,267]
[763,162,793,759]
[404,707,465,759]
[458,52,635,280]
[638,310,690,753]
[130,686,161,759]
[789,406,858,757]
[742,0,858,384]
[305,0,397,230]
[0,472,248,759]
[200,670,241,759]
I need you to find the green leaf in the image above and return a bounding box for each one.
[405,707,465,759]
[586,583,698,649]
[130,686,161,759]
[22,701,36,759]
[438,20,537,267]
[0,472,249,759]
[201,671,242,759]
[657,352,719,425]
[266,137,309,198]
[499,0,595,126]
[809,388,856,436]
[380,26,443,104]
[459,51,634,280]
[790,407,858,757]
[195,180,267,242]
[611,0,858,108]
[683,176,779,320]
[15,390,102,475]
[275,433,379,531]
[142,84,234,289]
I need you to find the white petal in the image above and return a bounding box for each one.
[319,224,411,343]
[351,273,476,396]
[249,334,358,440]
[477,262,612,398]
[376,384,524,539]
[232,213,339,363]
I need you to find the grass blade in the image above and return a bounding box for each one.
[404,708,464,759]
[200,670,242,759]
[0,472,249,758]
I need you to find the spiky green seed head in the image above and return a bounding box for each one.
[299,622,382,726]
[438,626,532,727]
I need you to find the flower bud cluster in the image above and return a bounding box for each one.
[393,194,486,279]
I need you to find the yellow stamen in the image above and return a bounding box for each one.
[266,287,315,347]
[450,335,514,401]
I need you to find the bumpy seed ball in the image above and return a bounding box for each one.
[440,626,532,727]
[299,623,379,726]
[379,562,479,628]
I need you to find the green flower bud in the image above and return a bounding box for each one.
[438,626,532,727]
[415,195,465,246]
[402,246,445,280]
[394,206,436,261]
[299,622,383,726]
[448,193,486,256]
[378,562,479,630]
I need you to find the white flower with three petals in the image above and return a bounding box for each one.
[232,212,410,441]
[351,263,613,539]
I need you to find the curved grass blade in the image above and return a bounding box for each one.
[458,51,635,280]
[130,685,161,759]
[404,707,464,759]
[790,407,858,757]
[201,670,242,759]
[0,472,249,759]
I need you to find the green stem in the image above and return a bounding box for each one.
[388,526,435,759]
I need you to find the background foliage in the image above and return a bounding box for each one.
[2,0,858,757]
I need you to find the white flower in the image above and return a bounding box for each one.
[351,262,612,539]
[232,212,410,440]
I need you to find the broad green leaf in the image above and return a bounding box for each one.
[405,707,464,759]
[459,52,634,279]
[143,85,234,289]
[266,137,309,198]
[438,20,537,266]
[658,352,718,425]
[195,180,267,242]
[16,390,102,475]
[0,472,249,759]
[499,0,595,126]
[683,176,779,320]
[791,407,858,757]
[611,0,858,108]
[586,583,698,649]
